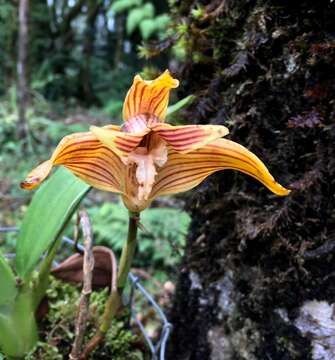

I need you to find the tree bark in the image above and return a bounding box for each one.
[17,0,29,143]
[2,3,17,92]
[113,13,126,68]
[168,1,335,360]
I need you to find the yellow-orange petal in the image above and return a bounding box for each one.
[21,126,125,193]
[151,123,229,153]
[20,160,53,190]
[90,125,150,158]
[151,138,290,198]
[122,70,179,122]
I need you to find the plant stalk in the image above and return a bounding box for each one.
[117,212,139,290]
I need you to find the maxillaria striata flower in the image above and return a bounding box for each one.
[21,70,290,211]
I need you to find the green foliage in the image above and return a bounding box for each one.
[0,1,13,18]
[138,12,171,40]
[105,322,143,360]
[154,14,171,30]
[85,202,190,269]
[0,0,173,104]
[110,0,142,14]
[172,37,188,61]
[110,0,170,41]
[43,121,89,143]
[26,342,63,360]
[0,89,57,156]
[127,3,155,35]
[16,168,90,279]
[166,94,195,121]
[191,5,205,19]
[1,0,151,104]
[103,100,124,119]
[139,18,157,40]
[93,66,134,116]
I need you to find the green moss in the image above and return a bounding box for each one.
[26,278,145,359]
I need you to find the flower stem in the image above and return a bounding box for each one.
[80,211,139,359]
[99,211,139,333]
[117,212,139,290]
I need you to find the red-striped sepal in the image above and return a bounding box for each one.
[151,123,229,153]
[122,70,179,122]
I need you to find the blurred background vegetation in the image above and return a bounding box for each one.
[0,0,188,261]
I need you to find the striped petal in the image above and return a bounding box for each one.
[21,126,125,193]
[122,70,179,122]
[90,125,149,158]
[151,138,290,198]
[151,123,229,153]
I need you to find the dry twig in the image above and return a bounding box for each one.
[69,210,94,360]
[78,247,118,360]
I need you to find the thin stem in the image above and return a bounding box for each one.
[117,212,139,289]
[80,211,139,359]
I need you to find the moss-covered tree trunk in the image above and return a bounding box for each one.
[168,1,335,359]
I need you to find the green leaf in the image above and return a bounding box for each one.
[167,95,196,118]
[154,14,171,30]
[0,291,38,357]
[110,0,142,14]
[16,168,90,279]
[141,2,155,18]
[0,251,17,307]
[139,18,156,40]
[127,3,154,35]
[127,8,145,35]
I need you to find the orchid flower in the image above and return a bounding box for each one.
[21,71,290,356]
[21,70,290,212]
